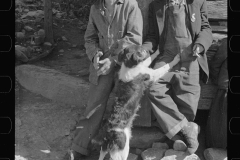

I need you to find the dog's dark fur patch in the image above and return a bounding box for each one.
[118,45,149,68]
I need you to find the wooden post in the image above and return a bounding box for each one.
[44,0,54,44]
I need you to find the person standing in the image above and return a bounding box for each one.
[142,0,213,154]
[68,0,143,159]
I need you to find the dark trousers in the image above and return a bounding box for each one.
[71,70,116,155]
[147,56,200,139]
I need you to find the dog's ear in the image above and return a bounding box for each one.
[116,41,133,63]
[118,48,126,63]
[118,46,135,63]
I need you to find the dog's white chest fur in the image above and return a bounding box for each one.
[118,51,170,83]
[118,62,170,83]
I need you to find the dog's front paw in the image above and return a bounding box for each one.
[170,54,181,67]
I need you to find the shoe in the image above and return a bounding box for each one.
[179,122,200,154]
[67,150,86,160]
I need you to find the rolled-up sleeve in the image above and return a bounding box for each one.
[84,6,101,62]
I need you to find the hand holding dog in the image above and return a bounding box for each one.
[93,51,103,70]
[97,57,115,76]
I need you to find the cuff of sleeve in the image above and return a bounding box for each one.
[90,49,102,63]
[110,55,119,65]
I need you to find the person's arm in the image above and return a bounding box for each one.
[193,0,213,55]
[84,6,102,63]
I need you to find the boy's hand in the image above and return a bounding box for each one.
[93,51,103,70]
[97,57,115,76]
[193,43,204,57]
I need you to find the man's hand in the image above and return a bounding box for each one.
[97,57,115,76]
[192,43,204,57]
[93,51,103,70]
[169,54,180,68]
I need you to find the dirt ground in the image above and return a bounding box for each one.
[15,17,101,160]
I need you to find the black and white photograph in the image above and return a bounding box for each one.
[15,0,228,160]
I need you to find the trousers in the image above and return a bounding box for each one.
[147,56,200,139]
[71,69,116,155]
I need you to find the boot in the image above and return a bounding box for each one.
[179,122,200,154]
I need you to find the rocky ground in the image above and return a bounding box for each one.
[15,0,227,160]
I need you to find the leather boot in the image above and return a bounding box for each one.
[179,122,200,154]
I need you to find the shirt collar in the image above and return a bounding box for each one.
[102,0,124,10]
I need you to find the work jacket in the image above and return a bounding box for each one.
[84,0,143,85]
[142,0,213,83]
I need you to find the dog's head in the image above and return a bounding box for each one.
[118,45,150,68]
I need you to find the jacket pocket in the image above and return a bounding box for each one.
[98,32,105,51]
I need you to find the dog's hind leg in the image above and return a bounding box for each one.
[121,128,131,160]
[99,148,108,160]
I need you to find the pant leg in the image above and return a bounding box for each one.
[71,70,115,155]
[171,61,200,121]
[147,75,188,139]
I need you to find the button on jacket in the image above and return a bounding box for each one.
[84,0,143,85]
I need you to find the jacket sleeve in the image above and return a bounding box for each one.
[112,1,143,62]
[84,6,101,62]
[142,3,159,55]
[194,0,213,54]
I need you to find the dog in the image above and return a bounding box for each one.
[91,45,180,160]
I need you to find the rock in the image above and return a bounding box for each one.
[62,36,68,41]
[24,9,29,12]
[173,140,187,151]
[15,65,89,108]
[15,45,29,62]
[130,127,166,149]
[36,47,42,52]
[43,42,52,50]
[127,153,138,160]
[162,149,200,160]
[135,148,143,155]
[38,29,45,37]
[56,12,62,18]
[24,26,34,32]
[15,155,28,160]
[141,148,166,160]
[34,36,44,45]
[72,44,77,48]
[171,135,184,141]
[59,49,64,53]
[44,42,52,46]
[15,32,25,40]
[21,10,44,19]
[152,142,169,150]
[204,148,227,160]
[52,8,58,15]
[15,20,24,32]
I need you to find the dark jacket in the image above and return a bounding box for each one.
[142,0,213,83]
